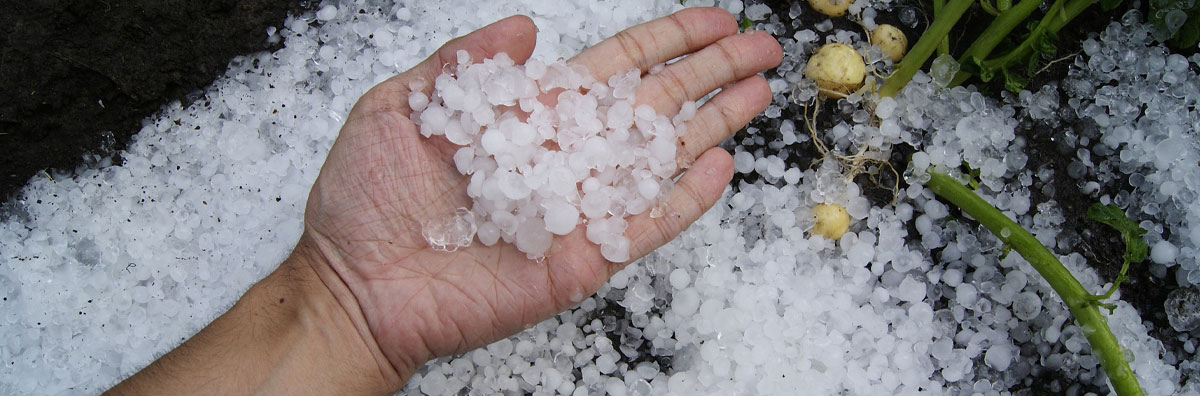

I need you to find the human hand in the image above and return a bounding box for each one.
[298,8,782,385]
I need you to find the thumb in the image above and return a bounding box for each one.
[352,15,539,116]
[623,147,735,264]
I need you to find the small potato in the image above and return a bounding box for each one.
[804,43,866,98]
[871,24,908,62]
[808,0,855,17]
[811,202,851,240]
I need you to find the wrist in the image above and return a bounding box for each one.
[282,234,411,392]
[104,236,406,396]
[288,231,429,386]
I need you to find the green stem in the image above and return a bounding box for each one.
[979,0,1001,16]
[949,0,1045,85]
[1048,0,1096,31]
[933,0,951,55]
[924,171,1144,396]
[879,0,974,97]
[1090,259,1131,304]
[981,0,1095,70]
[980,0,1066,68]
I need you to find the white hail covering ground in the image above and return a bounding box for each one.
[0,0,1197,395]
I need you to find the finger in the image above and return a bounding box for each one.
[676,75,772,166]
[353,15,539,116]
[407,15,538,90]
[568,7,738,81]
[623,147,734,264]
[637,30,782,115]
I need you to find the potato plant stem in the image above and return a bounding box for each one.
[949,0,1045,85]
[933,0,951,55]
[981,0,1096,70]
[878,0,974,97]
[924,171,1144,396]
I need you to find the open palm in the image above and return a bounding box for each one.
[299,8,782,379]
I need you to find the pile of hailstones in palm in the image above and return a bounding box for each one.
[409,8,1200,396]
[415,51,691,263]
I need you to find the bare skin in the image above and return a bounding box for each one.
[106,8,782,395]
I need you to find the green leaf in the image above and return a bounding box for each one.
[1173,23,1200,49]
[740,16,752,31]
[1100,0,1122,11]
[1086,203,1146,307]
[1002,69,1029,92]
[1087,204,1149,264]
[1043,30,1059,43]
[1150,0,1200,49]
[1035,34,1058,54]
[979,65,997,82]
[1026,53,1040,75]
[960,56,984,75]
[1170,3,1200,49]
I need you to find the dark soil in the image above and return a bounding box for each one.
[586,296,676,371]
[0,0,312,203]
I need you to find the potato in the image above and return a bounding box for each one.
[871,24,908,62]
[808,0,855,17]
[811,202,851,240]
[804,43,866,98]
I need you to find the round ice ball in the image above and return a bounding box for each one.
[1151,240,1179,265]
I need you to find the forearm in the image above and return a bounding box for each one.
[105,245,400,396]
